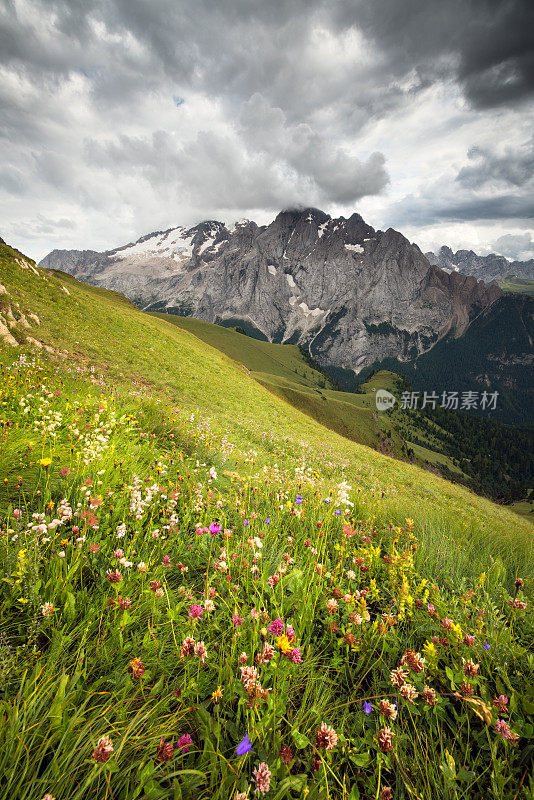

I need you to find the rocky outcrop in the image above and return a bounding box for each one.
[39,208,505,376]
[426,245,534,282]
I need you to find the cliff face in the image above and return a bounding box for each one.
[426,245,534,282]
[39,208,504,375]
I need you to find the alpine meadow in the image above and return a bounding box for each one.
[0,234,532,800]
[1,0,534,798]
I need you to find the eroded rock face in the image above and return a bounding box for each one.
[39,208,502,374]
[426,245,534,282]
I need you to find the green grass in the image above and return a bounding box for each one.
[149,316,465,478]
[506,499,534,520]
[1,242,532,582]
[498,277,534,297]
[151,314,333,389]
[0,243,533,799]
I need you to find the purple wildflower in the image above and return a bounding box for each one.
[236,734,253,756]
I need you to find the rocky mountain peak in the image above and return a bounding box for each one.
[38,207,516,379]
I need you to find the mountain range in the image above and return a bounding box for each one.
[425,245,534,283]
[39,208,533,422]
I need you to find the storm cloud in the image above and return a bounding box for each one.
[0,0,533,258]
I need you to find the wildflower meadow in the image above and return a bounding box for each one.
[0,244,532,799]
[0,352,532,800]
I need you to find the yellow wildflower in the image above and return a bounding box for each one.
[450,622,463,643]
[422,640,438,666]
[369,579,379,599]
[276,634,292,654]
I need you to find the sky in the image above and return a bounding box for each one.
[1,0,533,262]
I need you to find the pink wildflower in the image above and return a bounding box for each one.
[92,735,114,763]
[176,733,192,753]
[252,762,271,795]
[188,604,203,619]
[326,598,338,613]
[180,636,196,658]
[256,643,275,664]
[495,718,518,744]
[493,695,509,714]
[267,618,284,636]
[106,569,122,583]
[316,722,338,751]
[194,641,207,663]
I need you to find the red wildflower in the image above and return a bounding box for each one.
[92,735,114,763]
[129,657,145,679]
[156,737,174,762]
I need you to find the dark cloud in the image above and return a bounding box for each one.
[457,138,534,189]
[333,0,534,110]
[390,192,534,228]
[3,0,531,121]
[0,0,532,257]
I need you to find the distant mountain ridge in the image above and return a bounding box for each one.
[425,245,534,283]
[38,208,533,422]
[39,208,501,364]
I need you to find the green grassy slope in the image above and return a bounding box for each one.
[0,242,531,582]
[498,277,534,296]
[150,314,333,389]
[1,243,533,800]
[150,315,464,475]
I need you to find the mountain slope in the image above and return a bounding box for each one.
[39,208,502,375]
[150,315,534,504]
[357,292,534,424]
[2,238,532,578]
[426,245,534,283]
[1,238,533,800]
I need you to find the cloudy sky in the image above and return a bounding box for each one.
[1,0,533,261]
